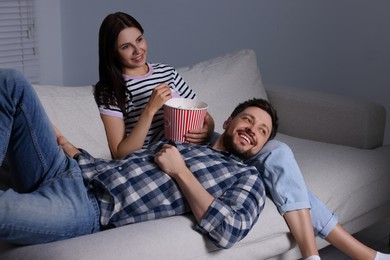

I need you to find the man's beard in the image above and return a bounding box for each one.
[223,133,253,160]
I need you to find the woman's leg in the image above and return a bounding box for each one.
[248,140,389,259]
[284,209,319,258]
[246,140,321,257]
[246,140,312,215]
[325,224,379,260]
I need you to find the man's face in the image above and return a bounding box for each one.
[222,107,272,159]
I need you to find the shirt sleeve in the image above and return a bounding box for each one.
[99,106,123,119]
[171,68,197,99]
[195,172,265,249]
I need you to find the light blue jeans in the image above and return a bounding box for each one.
[0,69,100,245]
[245,140,338,239]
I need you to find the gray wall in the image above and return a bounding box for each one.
[36,0,390,144]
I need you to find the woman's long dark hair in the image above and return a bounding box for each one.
[94,12,144,113]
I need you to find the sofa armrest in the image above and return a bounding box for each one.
[266,86,386,149]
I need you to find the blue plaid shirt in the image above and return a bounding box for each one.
[75,141,265,249]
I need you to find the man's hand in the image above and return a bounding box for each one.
[154,144,187,178]
[154,143,215,222]
[52,124,81,158]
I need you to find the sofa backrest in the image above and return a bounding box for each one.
[178,49,268,133]
[33,49,268,159]
[33,84,111,159]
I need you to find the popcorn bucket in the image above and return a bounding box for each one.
[163,98,208,142]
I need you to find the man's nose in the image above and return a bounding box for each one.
[245,126,255,136]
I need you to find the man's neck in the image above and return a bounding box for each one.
[211,135,225,152]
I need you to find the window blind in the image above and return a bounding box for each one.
[0,0,39,83]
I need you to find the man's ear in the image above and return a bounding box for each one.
[222,117,232,130]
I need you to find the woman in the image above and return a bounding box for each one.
[94,12,214,159]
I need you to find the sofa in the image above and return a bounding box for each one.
[0,49,389,259]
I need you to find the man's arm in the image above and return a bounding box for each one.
[154,144,265,249]
[197,172,264,248]
[154,144,214,222]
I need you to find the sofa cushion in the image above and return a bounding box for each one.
[177,49,267,133]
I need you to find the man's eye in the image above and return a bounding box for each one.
[259,128,268,136]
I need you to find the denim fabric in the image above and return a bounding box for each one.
[0,69,100,245]
[246,140,338,238]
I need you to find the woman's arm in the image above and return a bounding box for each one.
[102,83,173,159]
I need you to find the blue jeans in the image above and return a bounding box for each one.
[0,69,100,245]
[245,140,338,239]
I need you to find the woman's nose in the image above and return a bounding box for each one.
[133,45,140,55]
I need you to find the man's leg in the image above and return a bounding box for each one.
[0,157,100,245]
[0,69,65,192]
[0,69,100,244]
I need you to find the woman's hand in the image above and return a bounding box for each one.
[145,83,172,115]
[185,113,215,145]
[104,83,172,159]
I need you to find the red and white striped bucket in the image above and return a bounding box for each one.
[163,98,208,142]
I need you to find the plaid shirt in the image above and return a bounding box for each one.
[75,141,265,249]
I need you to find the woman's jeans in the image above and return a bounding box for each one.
[246,140,338,239]
[0,69,100,245]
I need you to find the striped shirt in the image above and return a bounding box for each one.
[75,141,265,249]
[97,63,196,145]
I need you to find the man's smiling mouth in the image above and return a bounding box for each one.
[239,134,252,145]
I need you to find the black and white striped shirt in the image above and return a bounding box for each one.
[98,63,196,145]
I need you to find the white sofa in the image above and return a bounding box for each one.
[0,49,389,259]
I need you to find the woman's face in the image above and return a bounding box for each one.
[116,27,148,76]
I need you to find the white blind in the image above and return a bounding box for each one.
[0,0,39,83]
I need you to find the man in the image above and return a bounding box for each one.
[2,69,387,259]
[0,69,277,249]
